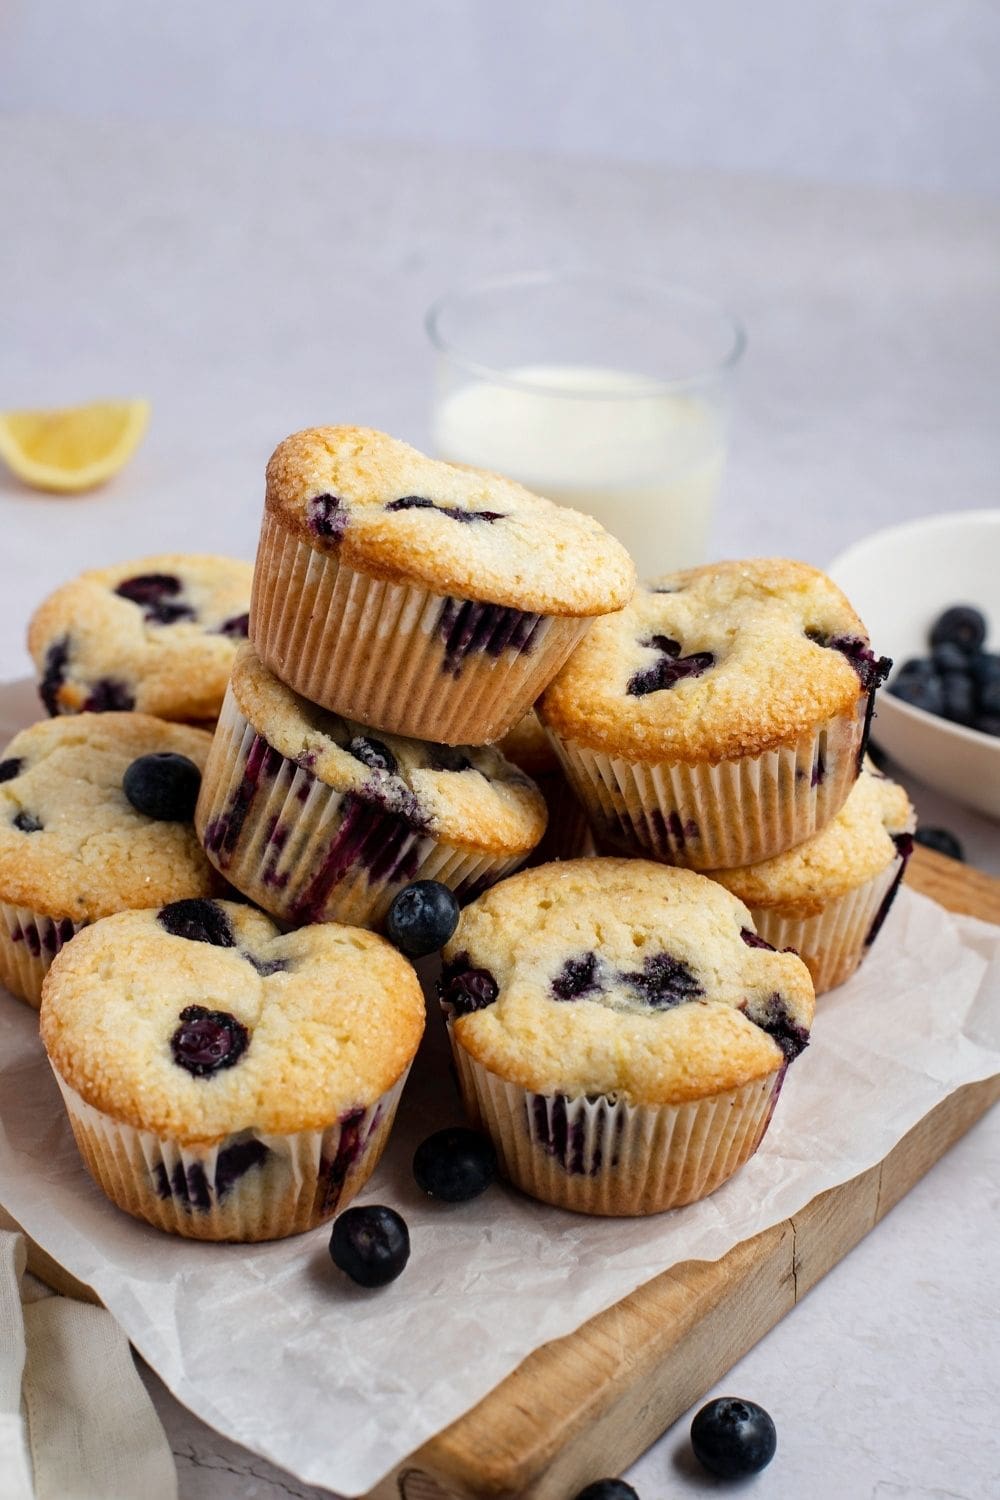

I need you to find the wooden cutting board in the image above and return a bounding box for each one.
[11,845,1000,1500]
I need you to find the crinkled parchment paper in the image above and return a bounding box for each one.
[0,681,998,1496]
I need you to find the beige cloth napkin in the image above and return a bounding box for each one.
[0,1229,177,1500]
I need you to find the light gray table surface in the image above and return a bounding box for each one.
[1,116,998,1500]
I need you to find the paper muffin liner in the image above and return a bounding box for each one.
[195,688,531,928]
[548,703,866,871]
[0,902,85,1009]
[448,1032,784,1216]
[249,512,591,745]
[523,768,596,868]
[51,1067,410,1242]
[746,839,911,997]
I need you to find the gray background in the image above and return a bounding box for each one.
[2,0,1000,195]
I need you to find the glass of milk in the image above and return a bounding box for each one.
[427,270,745,574]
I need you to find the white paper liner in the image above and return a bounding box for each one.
[196,688,529,927]
[52,1068,409,1243]
[449,1031,784,1216]
[549,702,864,870]
[748,855,904,997]
[1,884,998,1497]
[0,901,84,1009]
[249,513,590,744]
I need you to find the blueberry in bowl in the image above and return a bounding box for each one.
[829,510,1000,819]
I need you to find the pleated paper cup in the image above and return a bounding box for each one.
[249,512,590,745]
[448,1031,784,1217]
[547,702,866,871]
[51,1068,410,1243]
[0,902,84,1009]
[195,688,530,927]
[746,840,911,996]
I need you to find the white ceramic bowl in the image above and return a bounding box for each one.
[828,509,1000,820]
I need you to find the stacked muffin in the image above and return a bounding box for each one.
[194,426,636,925]
[536,558,912,996]
[16,429,907,1237]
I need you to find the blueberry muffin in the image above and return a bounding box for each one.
[28,554,253,724]
[251,426,635,744]
[710,764,915,995]
[40,899,424,1240]
[538,560,891,870]
[440,858,815,1215]
[498,711,595,866]
[195,643,547,929]
[0,714,216,1007]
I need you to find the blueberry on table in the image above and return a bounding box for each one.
[929,605,988,655]
[412,1127,497,1202]
[386,880,460,957]
[690,1395,777,1479]
[573,1482,639,1500]
[123,752,202,821]
[914,827,965,862]
[329,1205,410,1287]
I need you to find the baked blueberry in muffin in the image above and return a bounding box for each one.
[28,554,253,723]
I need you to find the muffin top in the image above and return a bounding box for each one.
[440,858,815,1105]
[0,714,215,920]
[40,899,424,1142]
[263,426,636,616]
[538,559,888,763]
[222,644,547,854]
[711,765,916,916]
[28,554,254,722]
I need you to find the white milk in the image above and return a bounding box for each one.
[433,364,727,575]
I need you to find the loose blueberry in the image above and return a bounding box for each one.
[412,1126,497,1202]
[157,899,235,947]
[929,605,987,655]
[690,1396,777,1479]
[170,1005,249,1076]
[572,1482,639,1500]
[978,674,1000,717]
[329,1204,410,1287]
[932,641,970,674]
[889,663,944,716]
[348,735,398,775]
[13,810,42,833]
[0,759,23,783]
[123,752,202,821]
[940,670,975,726]
[914,826,964,861]
[386,880,460,957]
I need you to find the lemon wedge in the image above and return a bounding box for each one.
[0,398,150,493]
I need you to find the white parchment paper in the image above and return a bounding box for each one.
[0,681,998,1495]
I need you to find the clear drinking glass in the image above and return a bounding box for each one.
[427,270,745,575]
